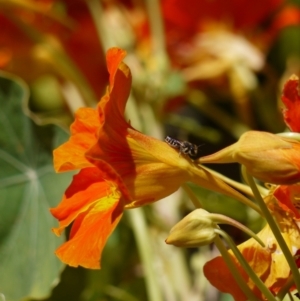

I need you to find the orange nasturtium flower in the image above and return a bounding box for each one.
[50,47,248,269]
[204,184,300,301]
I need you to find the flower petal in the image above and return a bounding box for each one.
[86,48,135,175]
[273,184,300,219]
[126,161,190,207]
[282,75,300,132]
[53,47,131,173]
[53,107,99,172]
[54,195,123,269]
[204,256,248,301]
[50,166,129,235]
[50,167,125,269]
[98,48,131,128]
[106,47,128,91]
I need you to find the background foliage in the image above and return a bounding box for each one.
[1,0,300,300]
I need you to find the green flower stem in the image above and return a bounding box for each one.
[215,229,277,301]
[145,0,169,70]
[181,183,203,208]
[202,164,269,198]
[209,214,265,247]
[244,170,300,294]
[240,167,269,198]
[193,165,263,215]
[127,209,163,301]
[86,0,115,50]
[276,274,295,300]
[287,292,294,301]
[213,235,260,301]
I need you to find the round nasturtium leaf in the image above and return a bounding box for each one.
[0,72,72,301]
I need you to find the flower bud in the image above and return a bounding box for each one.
[165,209,217,248]
[200,131,300,184]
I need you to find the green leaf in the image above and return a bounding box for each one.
[0,72,72,301]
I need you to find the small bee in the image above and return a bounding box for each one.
[164,136,201,160]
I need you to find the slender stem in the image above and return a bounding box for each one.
[240,166,269,198]
[210,215,265,247]
[86,0,115,50]
[276,274,296,300]
[126,209,163,301]
[191,165,263,215]
[202,164,269,198]
[145,0,169,70]
[287,291,295,301]
[181,183,203,208]
[214,235,260,301]
[216,229,277,301]
[245,171,300,293]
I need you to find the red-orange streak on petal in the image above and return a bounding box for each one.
[97,52,132,129]
[87,129,189,206]
[50,167,123,235]
[85,49,133,177]
[86,49,135,185]
[86,159,132,202]
[54,197,123,269]
[282,75,300,132]
[87,126,189,207]
[53,107,100,172]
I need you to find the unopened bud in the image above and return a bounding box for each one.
[200,131,300,184]
[166,209,217,248]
